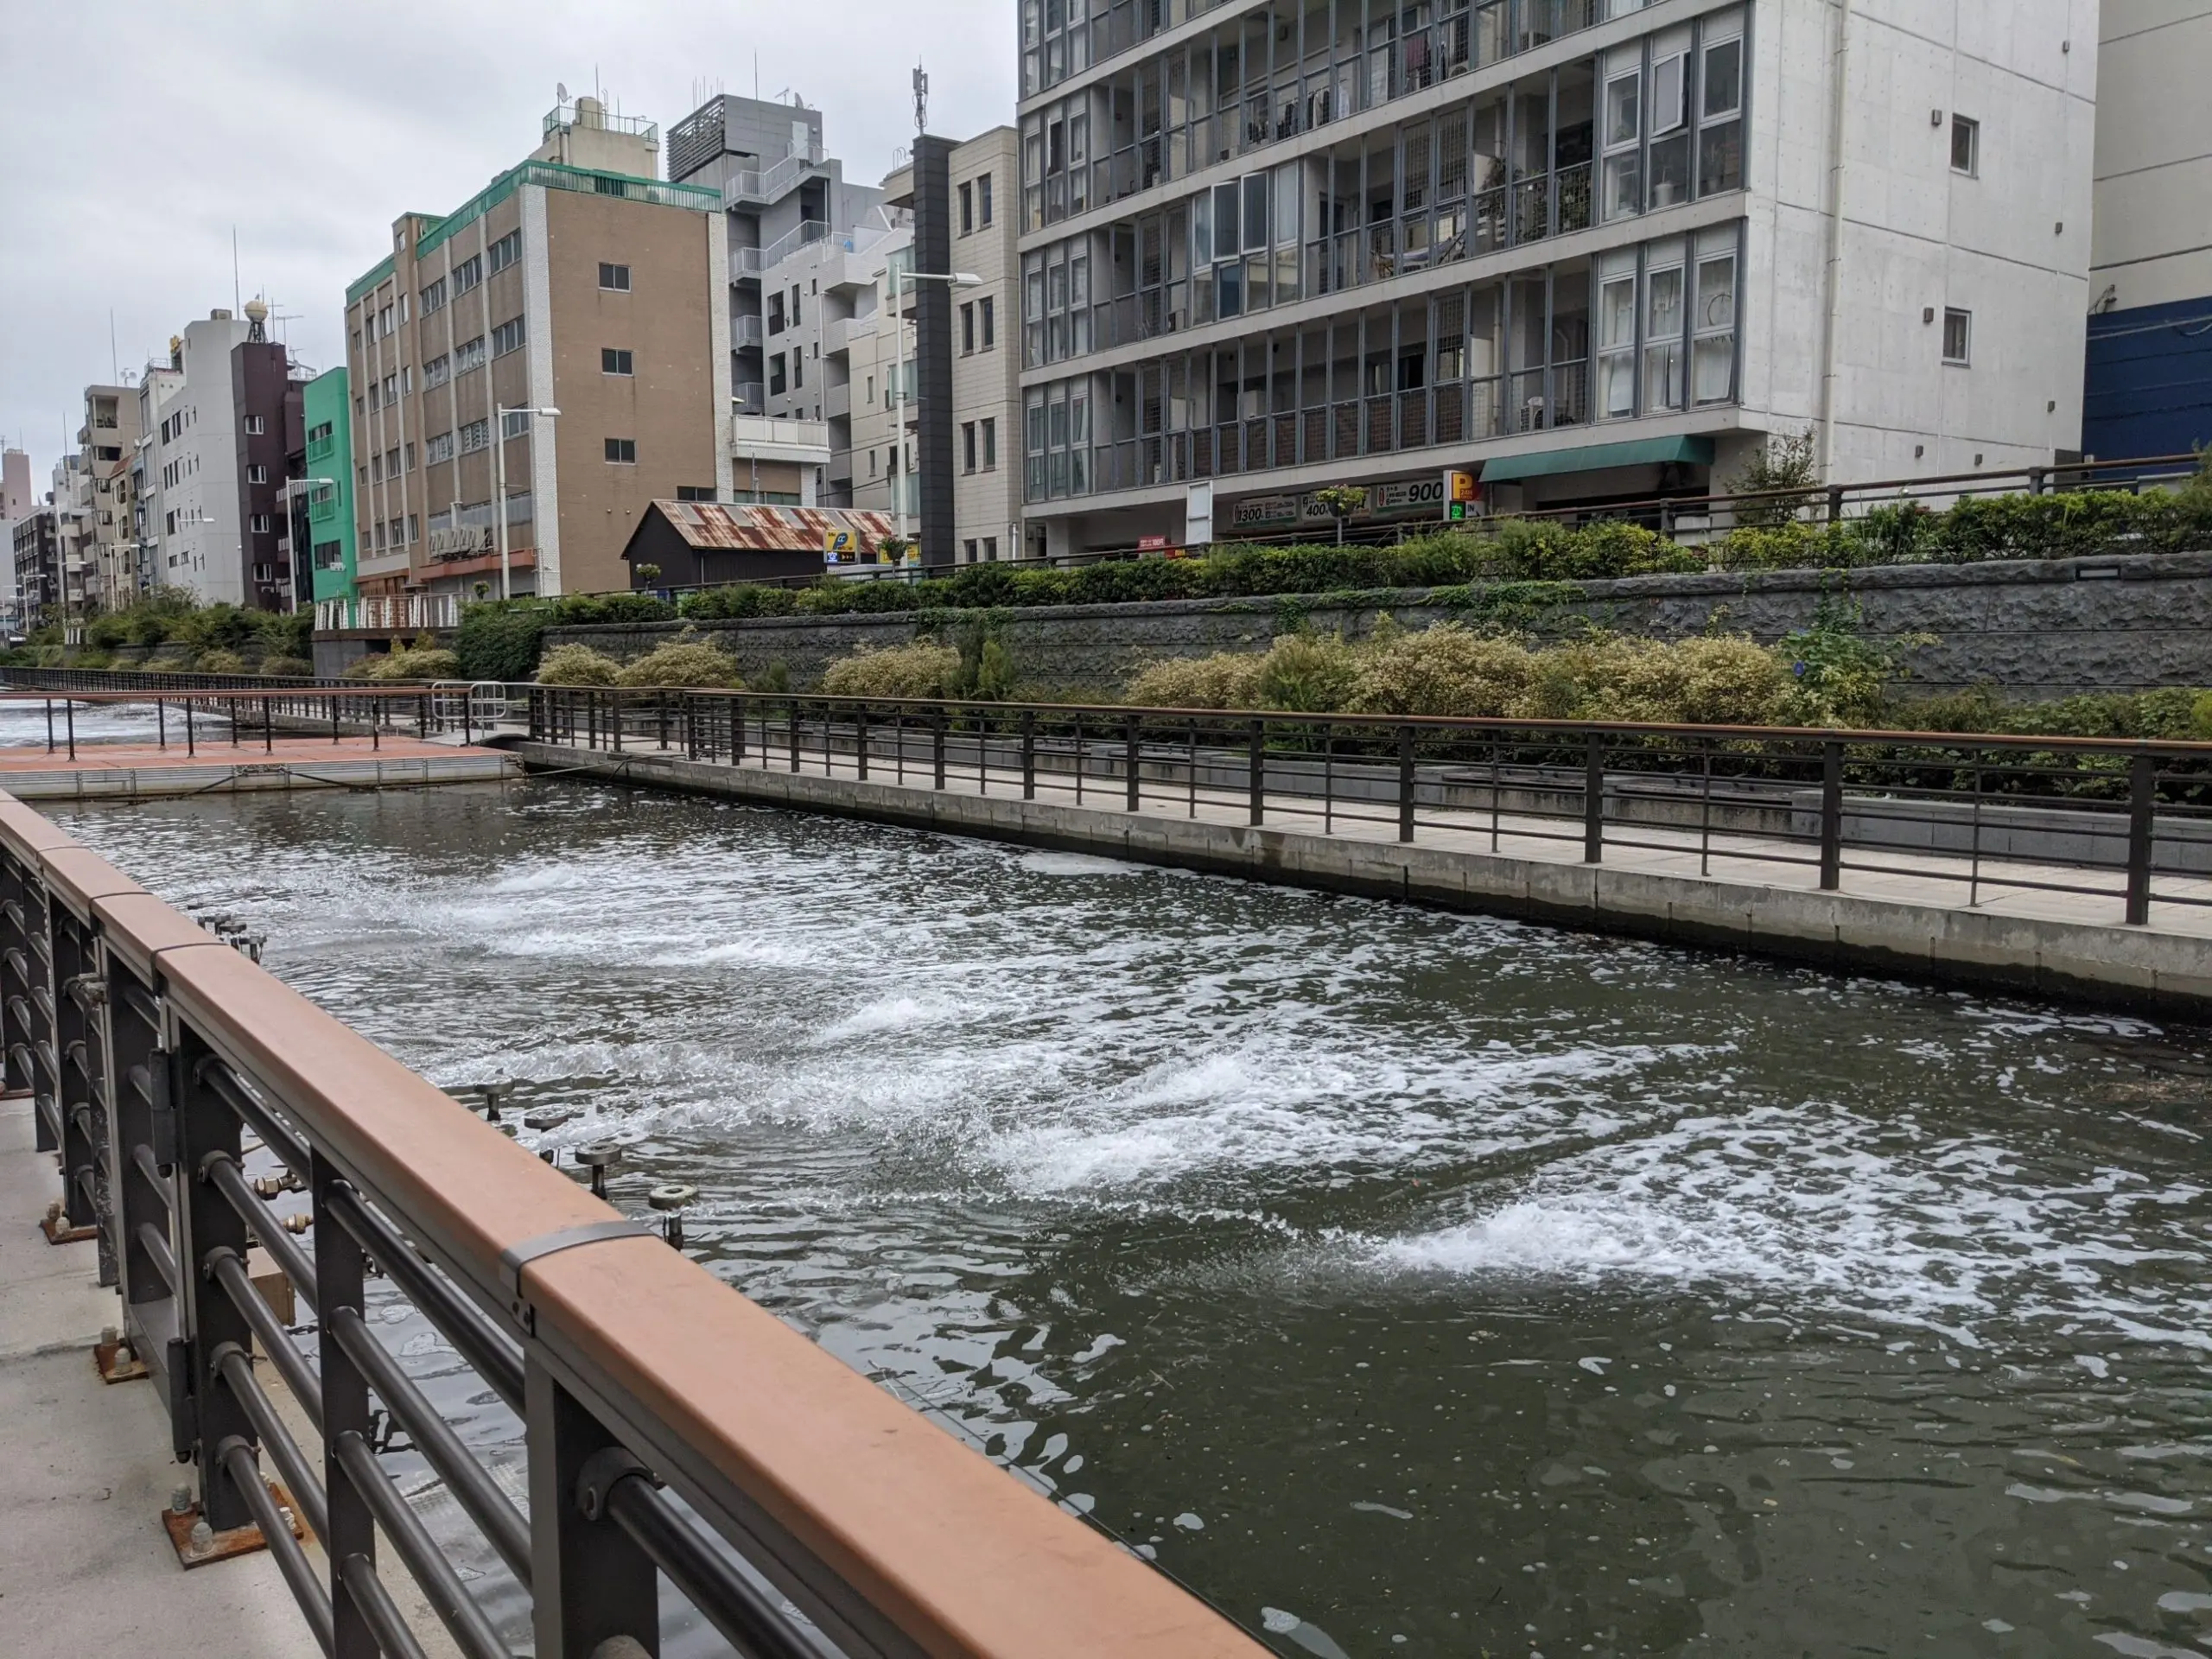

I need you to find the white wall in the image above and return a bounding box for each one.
[148,316,252,605]
[1747,0,2096,478]
[2092,0,2212,311]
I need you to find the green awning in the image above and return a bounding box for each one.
[1479,434,1715,483]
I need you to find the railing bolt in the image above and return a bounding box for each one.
[580,1143,620,1198]
[169,1484,193,1516]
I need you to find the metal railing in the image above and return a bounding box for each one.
[0,789,1266,1657]
[0,687,488,757]
[528,688,2212,930]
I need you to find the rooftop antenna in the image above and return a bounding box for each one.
[913,61,928,137]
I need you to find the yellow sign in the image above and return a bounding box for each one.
[823,528,858,563]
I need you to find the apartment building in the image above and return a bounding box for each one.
[137,306,297,607]
[300,368,358,603]
[2085,1,2212,461]
[12,506,58,626]
[669,91,891,418]
[781,130,1023,563]
[342,97,731,600]
[69,385,143,610]
[1013,0,2096,552]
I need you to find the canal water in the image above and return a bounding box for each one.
[48,779,2212,1658]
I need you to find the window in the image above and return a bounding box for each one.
[452,254,483,296]
[407,513,418,543]
[426,430,454,464]
[866,374,874,405]
[385,448,400,478]
[244,416,266,435]
[1943,307,1972,365]
[398,293,410,324]
[491,315,527,357]
[1693,233,1738,404]
[599,262,631,291]
[768,353,787,396]
[423,353,451,388]
[962,302,976,353]
[250,514,271,534]
[605,437,637,463]
[767,292,785,334]
[501,410,531,439]
[1649,53,1692,208]
[1698,32,1745,197]
[960,181,975,235]
[454,335,486,374]
[246,464,267,484]
[1951,115,1980,176]
[378,306,394,338]
[963,422,978,471]
[980,295,995,349]
[791,352,804,390]
[1645,260,1686,410]
[404,442,415,471]
[978,172,993,226]
[676,485,717,502]
[421,277,447,315]
[401,365,413,395]
[602,347,633,375]
[981,416,996,468]
[982,536,997,561]
[459,420,490,454]
[790,284,801,326]
[488,229,522,272]
[964,538,979,562]
[381,373,397,404]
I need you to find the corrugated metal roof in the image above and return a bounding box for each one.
[645,500,898,553]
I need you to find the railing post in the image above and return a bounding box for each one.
[1827,486,1845,524]
[169,1032,257,1531]
[315,1160,379,1659]
[1583,731,1605,863]
[657,691,669,751]
[856,705,869,780]
[105,953,171,1341]
[610,690,623,754]
[685,693,699,761]
[1022,709,1037,800]
[1125,714,1141,810]
[2126,753,2156,925]
[46,901,101,1244]
[734,694,747,765]
[525,1353,661,1659]
[788,698,803,773]
[1819,740,1844,890]
[933,706,947,789]
[1249,720,1265,826]
[1398,725,1415,842]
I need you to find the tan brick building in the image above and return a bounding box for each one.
[342,99,733,600]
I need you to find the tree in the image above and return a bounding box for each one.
[1727,429,1820,528]
[634,563,662,589]
[1310,486,1369,545]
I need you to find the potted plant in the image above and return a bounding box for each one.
[1311,485,1369,545]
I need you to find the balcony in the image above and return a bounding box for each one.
[734,314,765,347]
[730,415,832,466]
[723,144,825,207]
[734,383,766,416]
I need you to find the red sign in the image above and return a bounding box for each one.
[1137,534,1170,551]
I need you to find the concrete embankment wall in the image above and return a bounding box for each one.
[543,550,2212,702]
[509,739,2212,1019]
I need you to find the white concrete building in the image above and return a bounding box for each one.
[141,313,256,604]
[2085,0,2212,459]
[1014,0,2097,551]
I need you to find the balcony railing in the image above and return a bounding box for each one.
[1031,359,1594,503]
[724,143,825,207]
[1030,0,1611,227]
[315,594,461,632]
[734,383,766,416]
[733,314,765,347]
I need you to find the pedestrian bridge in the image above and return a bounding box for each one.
[0,784,1264,1657]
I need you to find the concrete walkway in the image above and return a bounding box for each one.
[514,732,2212,1014]
[0,1095,317,1656]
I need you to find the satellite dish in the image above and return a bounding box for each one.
[557,80,569,103]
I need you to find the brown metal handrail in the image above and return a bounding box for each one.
[0,793,1267,1659]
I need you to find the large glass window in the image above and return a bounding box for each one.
[1697,23,1745,198]
[1598,263,1638,419]
[1643,252,1685,411]
[1692,231,1738,404]
[1603,71,1642,221]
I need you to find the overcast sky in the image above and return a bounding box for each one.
[0,0,1015,490]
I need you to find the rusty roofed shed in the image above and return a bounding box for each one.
[620,500,897,588]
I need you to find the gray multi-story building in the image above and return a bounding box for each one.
[68,384,143,611]
[12,504,59,626]
[669,91,890,419]
[1014,0,2096,553]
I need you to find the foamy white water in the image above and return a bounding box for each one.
[53,782,2212,1659]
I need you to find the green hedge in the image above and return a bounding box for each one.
[446,484,2212,676]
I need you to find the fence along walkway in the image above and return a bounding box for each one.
[0,789,1267,1659]
[523,690,2212,1000]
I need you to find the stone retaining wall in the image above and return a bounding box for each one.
[542,549,2212,702]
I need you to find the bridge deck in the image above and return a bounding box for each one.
[0,736,516,800]
[0,1093,318,1655]
[517,731,2212,1011]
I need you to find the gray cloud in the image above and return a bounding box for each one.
[0,0,1015,485]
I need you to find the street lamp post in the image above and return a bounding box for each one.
[887,264,982,560]
[493,406,560,601]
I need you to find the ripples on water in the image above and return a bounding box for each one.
[51,780,2212,1658]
